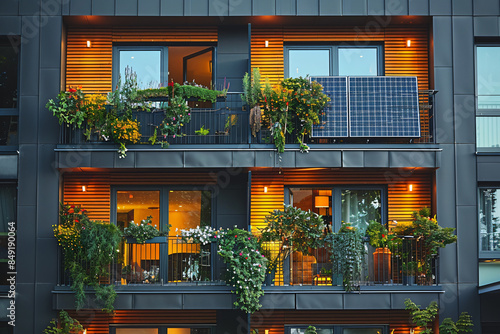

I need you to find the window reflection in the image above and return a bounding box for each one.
[477,46,500,109]
[338,48,378,76]
[479,188,500,252]
[341,189,381,234]
[0,37,19,109]
[288,49,330,78]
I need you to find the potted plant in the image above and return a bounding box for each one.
[242,68,263,137]
[43,310,84,334]
[401,260,418,286]
[260,205,326,285]
[366,220,395,283]
[326,223,366,291]
[123,216,169,244]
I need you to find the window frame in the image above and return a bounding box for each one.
[112,45,169,89]
[286,324,389,334]
[286,185,388,233]
[109,325,215,334]
[478,186,500,259]
[284,43,384,78]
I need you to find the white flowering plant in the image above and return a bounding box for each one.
[123,216,169,243]
[179,225,225,245]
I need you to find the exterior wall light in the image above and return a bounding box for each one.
[81,185,86,192]
[408,184,413,192]
[406,39,411,47]
[265,40,269,47]
[264,186,268,193]
[86,40,91,48]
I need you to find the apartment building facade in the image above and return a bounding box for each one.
[1,0,500,333]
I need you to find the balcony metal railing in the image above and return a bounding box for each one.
[262,236,438,287]
[59,91,436,146]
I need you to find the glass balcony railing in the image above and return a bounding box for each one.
[58,91,436,147]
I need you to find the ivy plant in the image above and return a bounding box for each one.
[43,310,84,334]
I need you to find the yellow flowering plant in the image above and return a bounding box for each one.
[107,117,141,158]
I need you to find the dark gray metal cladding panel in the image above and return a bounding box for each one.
[161,0,183,15]
[39,69,61,144]
[185,0,209,16]
[477,162,500,181]
[297,0,319,15]
[217,214,247,230]
[91,151,115,168]
[40,17,62,68]
[138,0,160,15]
[260,292,295,309]
[183,293,233,309]
[343,0,367,15]
[114,294,133,309]
[115,0,138,15]
[16,205,36,283]
[134,293,183,309]
[434,67,454,144]
[217,189,247,215]
[255,151,274,166]
[389,151,436,168]
[0,16,21,34]
[276,151,295,167]
[429,0,451,15]
[216,54,249,77]
[233,151,255,167]
[409,0,428,15]
[344,293,390,309]
[364,151,389,168]
[368,0,384,15]
[474,17,499,36]
[69,0,91,15]
[35,239,58,283]
[296,293,343,309]
[18,144,38,206]
[0,0,19,15]
[16,284,35,332]
[276,0,296,15]
[391,293,441,310]
[185,151,232,167]
[320,0,341,15]
[115,152,135,167]
[19,0,39,15]
[36,145,59,238]
[343,151,364,167]
[136,151,184,167]
[474,0,500,15]
[454,95,475,144]
[439,284,460,322]
[295,151,341,167]
[92,0,115,15]
[58,150,92,168]
[0,155,18,179]
[457,206,478,283]
[229,0,251,16]
[19,96,39,144]
[54,292,77,310]
[457,284,480,330]
[384,0,407,15]
[453,0,472,15]
[209,0,228,16]
[456,144,476,206]
[253,0,276,15]
[0,298,10,320]
[453,17,474,95]
[433,17,453,67]
[20,18,40,97]
[41,0,62,15]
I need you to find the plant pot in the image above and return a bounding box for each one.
[332,273,343,286]
[125,236,168,244]
[264,268,276,286]
[373,247,392,283]
[403,275,416,286]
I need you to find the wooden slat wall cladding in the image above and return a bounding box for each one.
[251,309,432,334]
[68,310,216,334]
[251,168,432,233]
[251,25,429,90]
[62,171,218,221]
[65,27,218,93]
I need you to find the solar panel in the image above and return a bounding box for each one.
[349,76,420,137]
[311,76,349,137]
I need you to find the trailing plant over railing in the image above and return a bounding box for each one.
[157,94,191,148]
[53,204,122,312]
[326,223,366,292]
[123,216,169,243]
[179,226,267,313]
[135,81,227,103]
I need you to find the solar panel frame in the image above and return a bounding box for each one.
[310,76,349,138]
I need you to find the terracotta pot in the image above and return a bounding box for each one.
[373,247,392,283]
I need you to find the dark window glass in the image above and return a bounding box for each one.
[479,188,500,253]
[0,116,18,145]
[0,184,16,285]
[0,37,19,109]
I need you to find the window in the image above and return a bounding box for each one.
[0,36,19,147]
[111,327,212,334]
[288,326,386,334]
[113,45,215,89]
[289,186,385,234]
[0,184,16,285]
[479,188,500,257]
[113,187,213,283]
[476,45,500,150]
[285,44,383,78]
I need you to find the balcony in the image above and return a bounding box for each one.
[58,91,436,147]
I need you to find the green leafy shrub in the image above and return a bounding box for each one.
[43,310,84,334]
